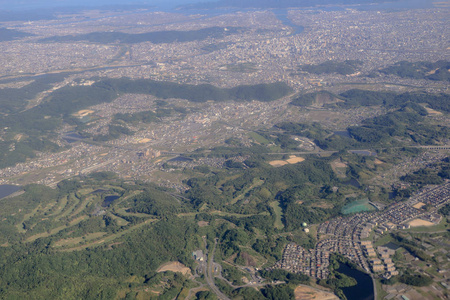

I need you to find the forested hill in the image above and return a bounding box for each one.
[0,28,33,42]
[39,27,242,44]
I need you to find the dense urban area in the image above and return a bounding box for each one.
[0,1,449,299]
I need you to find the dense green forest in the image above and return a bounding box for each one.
[379,60,450,81]
[0,146,371,298]
[290,89,450,113]
[0,27,32,42]
[39,27,242,44]
[277,102,449,151]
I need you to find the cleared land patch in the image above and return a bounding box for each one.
[73,109,94,117]
[269,160,289,167]
[270,156,305,167]
[408,219,436,227]
[294,285,338,300]
[413,202,426,209]
[137,138,152,143]
[286,156,305,164]
[157,261,192,276]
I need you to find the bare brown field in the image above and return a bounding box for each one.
[294,285,338,300]
[286,156,305,164]
[73,109,94,117]
[270,156,304,167]
[374,158,385,165]
[408,219,435,227]
[269,160,288,167]
[157,261,192,276]
[137,138,152,143]
[197,221,209,227]
[413,202,426,209]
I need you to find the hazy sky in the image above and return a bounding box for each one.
[0,0,207,10]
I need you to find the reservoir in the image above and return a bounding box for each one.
[338,263,374,300]
[63,132,87,143]
[102,195,120,207]
[349,150,377,157]
[0,185,22,199]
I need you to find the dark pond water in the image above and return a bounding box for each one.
[102,195,119,207]
[334,130,351,138]
[344,178,361,189]
[168,156,193,162]
[0,185,22,199]
[349,150,377,157]
[338,263,374,300]
[63,132,87,143]
[383,242,400,251]
[91,189,108,194]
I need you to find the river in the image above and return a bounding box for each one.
[337,263,374,300]
[0,185,22,199]
[273,9,304,36]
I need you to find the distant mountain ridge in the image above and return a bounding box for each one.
[182,0,402,9]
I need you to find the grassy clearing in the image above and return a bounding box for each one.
[69,215,88,226]
[373,233,395,247]
[108,212,129,226]
[405,217,448,233]
[57,194,80,220]
[114,207,154,218]
[230,179,264,204]
[15,205,41,233]
[249,132,271,145]
[67,196,93,220]
[210,210,269,218]
[48,196,68,217]
[216,174,241,188]
[375,279,387,300]
[60,218,158,251]
[53,232,107,247]
[269,201,284,230]
[113,190,142,206]
[26,216,87,242]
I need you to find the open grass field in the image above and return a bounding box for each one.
[405,217,448,233]
[15,205,41,233]
[59,218,158,252]
[53,232,107,248]
[269,201,284,230]
[57,194,81,220]
[249,132,271,145]
[230,179,264,204]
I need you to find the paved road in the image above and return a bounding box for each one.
[205,238,231,300]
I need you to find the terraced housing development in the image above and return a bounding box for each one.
[275,181,450,280]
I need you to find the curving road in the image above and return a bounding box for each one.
[205,238,231,300]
